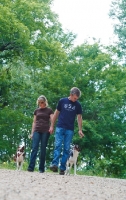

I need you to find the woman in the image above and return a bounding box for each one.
[27,95,53,173]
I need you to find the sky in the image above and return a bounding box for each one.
[51,0,117,46]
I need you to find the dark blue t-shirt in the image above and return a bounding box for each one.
[56,97,82,131]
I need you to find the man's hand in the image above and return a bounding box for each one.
[78,130,84,138]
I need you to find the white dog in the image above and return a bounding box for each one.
[14,146,25,170]
[65,144,80,175]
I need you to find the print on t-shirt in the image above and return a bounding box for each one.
[64,104,76,111]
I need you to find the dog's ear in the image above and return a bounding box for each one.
[74,144,78,148]
[76,145,81,152]
[74,144,81,152]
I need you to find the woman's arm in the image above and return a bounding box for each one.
[49,113,54,134]
[49,109,60,134]
[30,115,36,138]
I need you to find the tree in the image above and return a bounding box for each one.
[109,0,126,61]
[0,0,75,162]
[68,42,126,177]
[1,1,126,178]
[0,0,75,66]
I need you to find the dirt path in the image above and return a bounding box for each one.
[0,169,126,200]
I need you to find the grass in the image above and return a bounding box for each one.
[0,161,106,177]
[0,161,125,179]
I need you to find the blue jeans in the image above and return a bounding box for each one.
[52,127,74,171]
[28,131,50,171]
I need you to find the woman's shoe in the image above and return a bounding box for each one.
[27,168,34,172]
[39,170,44,173]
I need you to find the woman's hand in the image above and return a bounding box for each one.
[28,133,33,139]
[49,126,54,134]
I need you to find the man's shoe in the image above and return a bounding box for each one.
[50,165,58,172]
[59,170,65,175]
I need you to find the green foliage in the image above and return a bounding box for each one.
[0,0,126,178]
[70,42,126,178]
[0,0,72,66]
[109,0,126,60]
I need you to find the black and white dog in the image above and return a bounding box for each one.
[65,144,80,175]
[14,146,25,170]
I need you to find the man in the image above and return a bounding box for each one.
[49,87,84,175]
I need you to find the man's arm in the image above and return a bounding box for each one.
[77,114,84,138]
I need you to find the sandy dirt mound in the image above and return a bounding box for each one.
[0,169,126,200]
